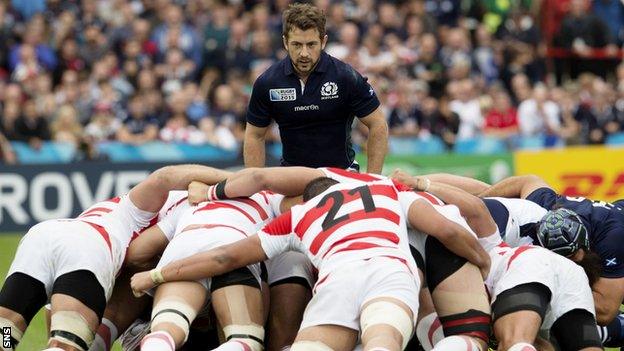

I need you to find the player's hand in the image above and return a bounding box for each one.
[390,169,415,187]
[188,181,209,205]
[130,271,155,297]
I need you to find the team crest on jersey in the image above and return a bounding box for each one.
[321,82,339,100]
[270,88,297,101]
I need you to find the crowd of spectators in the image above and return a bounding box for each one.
[1,0,624,164]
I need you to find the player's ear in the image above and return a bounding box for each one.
[282,35,288,50]
[321,34,328,50]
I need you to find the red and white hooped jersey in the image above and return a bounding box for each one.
[319,167,446,206]
[482,235,539,291]
[257,179,423,276]
[157,191,285,240]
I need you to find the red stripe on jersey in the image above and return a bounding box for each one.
[261,212,293,236]
[229,198,268,220]
[260,191,270,205]
[313,273,330,294]
[182,223,248,237]
[324,167,382,182]
[322,231,400,258]
[194,202,256,223]
[331,241,395,255]
[80,221,112,255]
[80,207,113,217]
[497,241,510,248]
[308,208,401,254]
[107,197,121,203]
[506,246,535,270]
[415,191,443,205]
[164,196,188,216]
[294,185,398,236]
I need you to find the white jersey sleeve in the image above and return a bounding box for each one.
[117,195,157,234]
[157,201,191,241]
[260,191,285,218]
[319,167,386,184]
[257,211,299,259]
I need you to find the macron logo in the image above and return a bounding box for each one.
[294,104,320,112]
[606,258,618,266]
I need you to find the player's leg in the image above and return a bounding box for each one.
[265,252,314,351]
[359,297,414,351]
[551,309,602,351]
[292,325,358,351]
[141,281,205,351]
[490,283,551,351]
[90,269,151,351]
[410,248,443,350]
[210,266,265,351]
[425,237,491,351]
[47,270,108,351]
[0,222,57,350]
[358,257,420,351]
[598,313,624,347]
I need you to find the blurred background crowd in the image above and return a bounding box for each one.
[1,0,624,164]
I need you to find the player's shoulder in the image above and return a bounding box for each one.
[325,54,361,82]
[254,59,289,86]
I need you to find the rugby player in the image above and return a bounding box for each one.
[139,167,489,345]
[402,176,602,351]
[0,165,230,351]
[133,187,287,351]
[480,175,624,326]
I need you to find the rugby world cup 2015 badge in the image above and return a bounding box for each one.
[270,88,297,102]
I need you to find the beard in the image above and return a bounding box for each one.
[575,250,603,287]
[292,57,317,74]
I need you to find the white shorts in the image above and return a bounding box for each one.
[7,219,116,299]
[300,257,420,332]
[491,248,595,330]
[264,251,316,288]
[156,227,261,292]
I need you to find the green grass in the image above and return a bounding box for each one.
[0,233,620,350]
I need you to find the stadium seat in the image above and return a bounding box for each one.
[388,136,446,155]
[11,141,76,164]
[453,137,508,154]
[97,142,143,162]
[175,143,239,161]
[606,132,624,146]
[267,143,283,159]
[97,142,239,162]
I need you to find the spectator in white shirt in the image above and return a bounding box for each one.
[517,84,561,136]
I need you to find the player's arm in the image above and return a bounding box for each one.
[407,200,491,277]
[592,277,624,325]
[125,226,170,270]
[243,123,268,168]
[421,181,498,237]
[187,166,325,204]
[129,164,232,212]
[391,169,491,196]
[131,235,268,295]
[478,175,551,199]
[359,107,388,174]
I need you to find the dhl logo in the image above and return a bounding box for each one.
[557,173,624,201]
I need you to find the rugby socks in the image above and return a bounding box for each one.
[212,340,252,351]
[432,335,480,351]
[416,312,444,350]
[507,342,536,351]
[598,312,624,347]
[140,331,175,351]
[89,318,118,351]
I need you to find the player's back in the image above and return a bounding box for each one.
[172,191,284,238]
[289,179,417,275]
[483,197,547,247]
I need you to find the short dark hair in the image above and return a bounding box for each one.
[282,3,326,40]
[303,177,339,201]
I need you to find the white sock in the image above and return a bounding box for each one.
[432,335,480,351]
[89,318,118,351]
[140,331,175,351]
[211,340,252,351]
[416,313,444,351]
[507,342,536,351]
